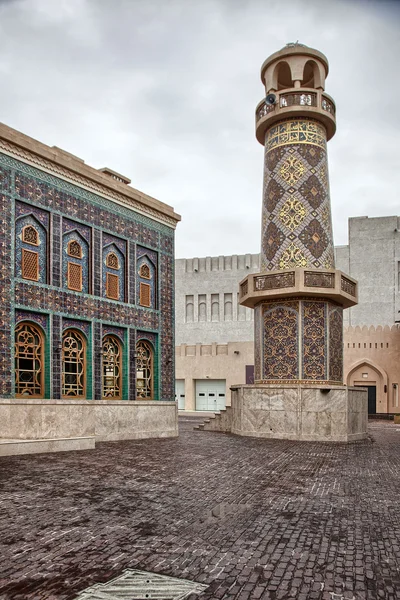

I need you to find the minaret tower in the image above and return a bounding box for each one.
[240,43,358,387]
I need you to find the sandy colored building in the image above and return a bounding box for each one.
[176,216,400,414]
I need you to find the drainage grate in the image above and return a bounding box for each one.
[74,569,208,600]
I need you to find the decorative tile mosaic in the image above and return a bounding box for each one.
[258,297,343,385]
[102,324,126,343]
[329,306,343,383]
[62,217,91,243]
[62,318,91,337]
[261,118,334,272]
[15,200,50,229]
[302,301,327,380]
[263,300,299,380]
[15,310,48,331]
[0,148,175,400]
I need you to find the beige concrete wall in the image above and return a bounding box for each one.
[175,342,254,409]
[344,325,400,413]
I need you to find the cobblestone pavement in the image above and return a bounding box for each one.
[1,419,400,600]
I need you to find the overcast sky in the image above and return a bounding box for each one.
[0,0,399,258]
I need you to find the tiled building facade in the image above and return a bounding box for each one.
[0,124,180,407]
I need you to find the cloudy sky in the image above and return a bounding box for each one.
[0,0,398,257]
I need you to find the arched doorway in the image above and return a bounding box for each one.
[346,359,387,414]
[15,321,44,398]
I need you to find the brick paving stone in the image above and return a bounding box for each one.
[1,419,400,599]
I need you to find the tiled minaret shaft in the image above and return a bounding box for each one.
[239,44,358,385]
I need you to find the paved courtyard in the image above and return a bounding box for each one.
[1,418,400,600]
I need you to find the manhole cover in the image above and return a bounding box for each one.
[74,569,208,600]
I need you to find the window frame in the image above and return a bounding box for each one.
[106,272,120,300]
[21,248,40,281]
[22,225,39,246]
[62,328,86,399]
[14,321,45,398]
[102,335,122,400]
[67,261,83,292]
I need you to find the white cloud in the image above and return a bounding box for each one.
[0,0,398,257]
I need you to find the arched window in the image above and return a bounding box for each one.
[106,252,119,270]
[17,216,47,283]
[139,263,150,279]
[22,225,39,246]
[103,244,125,301]
[136,340,154,400]
[67,240,82,258]
[62,329,86,398]
[102,335,122,399]
[15,322,44,398]
[63,230,89,294]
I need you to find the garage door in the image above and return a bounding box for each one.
[195,379,226,411]
[175,379,185,410]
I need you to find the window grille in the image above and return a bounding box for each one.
[62,329,85,397]
[22,225,39,246]
[139,263,151,279]
[22,249,39,281]
[68,240,82,258]
[136,340,153,399]
[15,322,44,397]
[67,262,83,292]
[139,282,151,307]
[106,252,119,270]
[106,272,120,300]
[102,335,122,399]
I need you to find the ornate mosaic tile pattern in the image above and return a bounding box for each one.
[329,306,343,383]
[102,324,126,343]
[261,119,335,272]
[160,253,174,401]
[51,214,61,287]
[62,318,91,337]
[258,298,343,385]
[263,300,299,380]
[15,310,48,331]
[254,304,262,382]
[0,150,175,401]
[302,301,327,380]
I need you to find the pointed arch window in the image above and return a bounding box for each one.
[136,340,154,400]
[106,252,119,270]
[62,329,86,398]
[102,335,122,399]
[15,322,44,398]
[139,263,150,279]
[67,240,82,258]
[22,225,39,246]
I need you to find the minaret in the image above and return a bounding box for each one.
[240,43,358,386]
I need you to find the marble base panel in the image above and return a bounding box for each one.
[0,399,178,454]
[0,437,95,456]
[231,384,367,442]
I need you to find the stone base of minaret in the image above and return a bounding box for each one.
[229,384,367,442]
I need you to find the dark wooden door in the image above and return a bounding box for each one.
[367,386,377,414]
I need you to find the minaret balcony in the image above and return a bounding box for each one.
[255,88,336,144]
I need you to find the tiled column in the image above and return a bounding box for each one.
[129,328,136,400]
